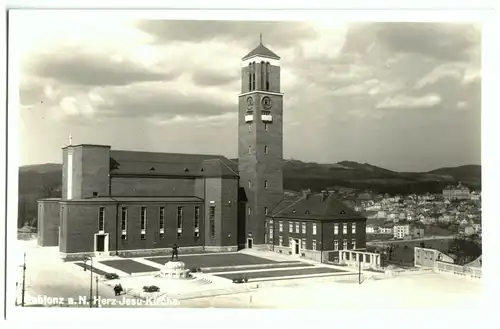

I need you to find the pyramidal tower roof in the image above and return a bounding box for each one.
[242,35,280,61]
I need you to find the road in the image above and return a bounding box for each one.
[367,235,455,246]
[13,240,146,308]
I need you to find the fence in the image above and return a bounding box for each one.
[435,261,482,279]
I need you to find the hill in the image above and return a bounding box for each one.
[16,160,481,228]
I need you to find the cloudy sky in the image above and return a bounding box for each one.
[13,12,481,171]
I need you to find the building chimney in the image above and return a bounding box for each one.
[321,190,329,202]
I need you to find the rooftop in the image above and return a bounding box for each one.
[109,150,238,178]
[242,42,280,61]
[271,193,365,221]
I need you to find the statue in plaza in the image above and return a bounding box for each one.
[171,243,179,261]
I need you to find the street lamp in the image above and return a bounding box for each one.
[83,255,94,308]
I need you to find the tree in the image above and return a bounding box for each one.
[449,233,482,265]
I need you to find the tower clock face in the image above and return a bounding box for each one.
[246,97,254,110]
[262,96,272,110]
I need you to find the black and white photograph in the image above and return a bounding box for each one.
[3,4,497,321]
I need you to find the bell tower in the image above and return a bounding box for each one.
[238,37,283,248]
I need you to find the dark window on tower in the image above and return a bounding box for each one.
[98,207,105,231]
[266,62,270,90]
[249,180,252,189]
[121,207,127,231]
[261,61,265,90]
[265,145,268,154]
[264,123,268,131]
[248,64,252,90]
[209,206,215,238]
[265,180,268,189]
[252,61,256,90]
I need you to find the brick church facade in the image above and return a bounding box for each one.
[37,39,367,260]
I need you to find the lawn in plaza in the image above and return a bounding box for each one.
[146,253,286,269]
[216,266,347,280]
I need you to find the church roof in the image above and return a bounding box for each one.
[109,150,238,178]
[270,193,366,221]
[242,43,280,61]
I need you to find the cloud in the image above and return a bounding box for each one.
[374,23,480,62]
[191,69,239,86]
[376,93,442,109]
[16,18,481,171]
[134,20,317,48]
[25,51,179,86]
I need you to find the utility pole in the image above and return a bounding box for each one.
[358,258,361,285]
[21,253,26,307]
[83,255,93,308]
[89,257,93,308]
[95,275,99,308]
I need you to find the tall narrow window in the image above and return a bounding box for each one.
[352,222,356,234]
[209,206,215,238]
[252,67,256,90]
[312,223,317,235]
[269,227,274,242]
[343,239,348,250]
[261,61,265,90]
[312,240,317,251]
[121,207,127,232]
[334,224,339,235]
[248,207,251,216]
[264,145,268,154]
[343,223,347,234]
[195,206,200,238]
[248,64,252,91]
[140,207,147,231]
[334,240,339,251]
[159,207,165,238]
[264,180,268,189]
[264,123,268,131]
[302,222,306,234]
[248,180,252,189]
[266,62,270,91]
[289,222,293,233]
[177,207,183,237]
[279,236,283,246]
[279,221,283,232]
[98,207,105,232]
[140,207,146,240]
[67,152,73,200]
[295,222,300,233]
[264,207,268,215]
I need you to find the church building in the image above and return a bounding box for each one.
[36,38,367,261]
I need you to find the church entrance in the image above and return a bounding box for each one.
[94,233,109,256]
